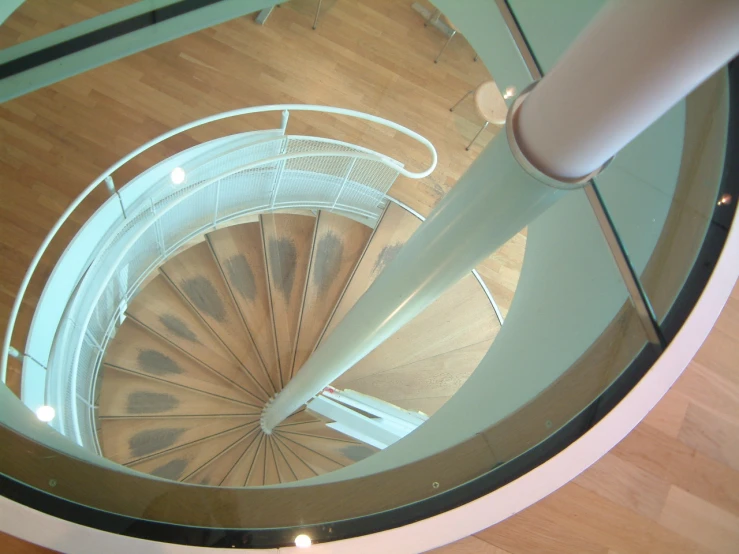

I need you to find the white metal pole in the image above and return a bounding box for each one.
[515,0,739,181]
[261,0,739,431]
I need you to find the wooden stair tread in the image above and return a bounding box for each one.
[98,365,260,418]
[221,433,265,488]
[263,436,281,485]
[320,202,421,342]
[128,425,252,481]
[160,241,275,397]
[185,426,262,486]
[126,275,269,400]
[270,436,297,483]
[277,421,363,444]
[103,319,260,405]
[272,436,318,481]
[261,213,316,389]
[336,339,494,416]
[246,436,268,486]
[275,431,377,467]
[98,416,256,465]
[274,434,345,475]
[334,273,498,387]
[292,210,372,378]
[275,408,325,428]
[207,223,281,392]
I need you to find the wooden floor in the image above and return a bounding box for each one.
[0,0,737,552]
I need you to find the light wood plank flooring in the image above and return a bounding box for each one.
[0,1,736,552]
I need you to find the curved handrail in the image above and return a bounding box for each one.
[1,105,438,383]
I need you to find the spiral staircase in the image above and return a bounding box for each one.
[95,201,495,486]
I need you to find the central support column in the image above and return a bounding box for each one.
[261,0,739,432]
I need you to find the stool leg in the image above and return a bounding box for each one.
[425,9,441,27]
[466,121,489,151]
[434,30,456,63]
[450,89,474,112]
[313,0,322,29]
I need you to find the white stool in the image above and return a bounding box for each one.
[450,80,508,150]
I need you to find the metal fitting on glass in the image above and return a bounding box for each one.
[506,81,613,190]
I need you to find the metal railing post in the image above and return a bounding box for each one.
[330,158,356,211]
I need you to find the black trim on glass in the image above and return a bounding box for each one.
[0,0,230,80]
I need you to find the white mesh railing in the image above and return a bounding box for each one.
[2,106,436,452]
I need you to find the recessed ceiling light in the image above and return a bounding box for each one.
[170,167,186,185]
[295,534,312,548]
[36,405,56,422]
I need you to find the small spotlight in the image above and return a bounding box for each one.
[717,193,732,206]
[170,167,186,185]
[503,86,517,100]
[295,534,312,548]
[36,405,56,422]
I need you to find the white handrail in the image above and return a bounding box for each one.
[1,105,437,383]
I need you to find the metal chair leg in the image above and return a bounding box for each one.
[466,121,489,151]
[425,8,441,27]
[450,89,474,112]
[313,0,322,29]
[434,29,456,63]
[473,54,478,62]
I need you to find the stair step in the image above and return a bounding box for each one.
[160,241,275,397]
[261,213,316,389]
[207,223,280,392]
[277,421,362,444]
[263,436,281,485]
[334,273,498,387]
[275,408,322,428]
[98,365,260,418]
[98,415,256,465]
[270,436,297,484]
[274,434,345,475]
[126,274,271,402]
[104,319,260,405]
[320,202,421,342]
[272,436,318,481]
[275,432,377,467]
[221,433,264,488]
[185,426,262,486]
[128,425,252,481]
[245,436,268,486]
[292,211,372,378]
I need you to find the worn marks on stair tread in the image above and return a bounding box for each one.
[137,349,183,376]
[320,202,421,342]
[224,254,257,301]
[261,213,315,388]
[159,314,199,342]
[161,242,274,397]
[98,366,259,418]
[207,224,280,393]
[99,416,257,465]
[128,427,186,458]
[314,231,344,297]
[103,319,260,404]
[293,211,372,377]
[180,276,227,322]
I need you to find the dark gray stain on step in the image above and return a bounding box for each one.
[372,243,402,276]
[268,237,297,299]
[225,254,257,301]
[127,391,179,414]
[150,458,189,480]
[129,427,185,457]
[314,232,343,298]
[137,349,183,376]
[159,314,198,342]
[182,276,226,322]
[341,444,375,462]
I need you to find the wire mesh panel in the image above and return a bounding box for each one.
[47,132,405,450]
